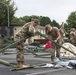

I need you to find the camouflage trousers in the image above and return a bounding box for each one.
[47,39,62,60]
[15,35,26,62]
[16,41,25,62]
[46,44,60,63]
[51,42,60,58]
[0,38,3,49]
[15,34,33,63]
[71,38,76,46]
[16,42,24,62]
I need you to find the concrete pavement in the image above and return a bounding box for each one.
[0,52,76,75]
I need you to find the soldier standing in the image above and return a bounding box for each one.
[0,34,4,49]
[70,28,76,46]
[59,23,66,43]
[15,19,39,68]
[45,24,62,63]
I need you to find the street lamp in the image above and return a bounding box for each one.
[0,2,10,27]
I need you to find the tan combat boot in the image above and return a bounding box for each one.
[15,61,22,68]
[21,61,30,68]
[15,61,30,68]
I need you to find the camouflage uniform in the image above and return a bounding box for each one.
[59,28,66,43]
[70,30,76,46]
[0,34,4,49]
[15,22,35,67]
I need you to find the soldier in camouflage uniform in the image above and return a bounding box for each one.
[45,24,62,63]
[15,19,39,68]
[59,24,66,43]
[70,28,76,46]
[0,34,4,49]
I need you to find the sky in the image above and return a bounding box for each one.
[13,0,76,24]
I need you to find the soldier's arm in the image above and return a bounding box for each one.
[27,25,35,36]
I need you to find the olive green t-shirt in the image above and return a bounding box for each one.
[47,27,59,40]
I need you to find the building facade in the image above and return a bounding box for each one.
[0,24,46,45]
[13,24,45,44]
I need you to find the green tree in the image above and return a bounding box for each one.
[11,16,20,23]
[12,15,52,27]
[12,15,39,24]
[51,20,59,27]
[0,0,17,26]
[40,17,51,26]
[66,11,76,28]
[64,23,70,33]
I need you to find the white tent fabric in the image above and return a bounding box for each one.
[60,43,76,57]
[35,57,76,69]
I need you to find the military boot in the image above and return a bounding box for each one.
[51,57,54,64]
[15,61,30,68]
[21,61,30,68]
[15,61,22,68]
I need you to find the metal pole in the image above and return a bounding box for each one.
[7,6,9,27]
[35,31,76,56]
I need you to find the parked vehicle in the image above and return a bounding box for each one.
[24,45,40,52]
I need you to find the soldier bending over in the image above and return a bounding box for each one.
[15,19,39,68]
[45,24,62,63]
